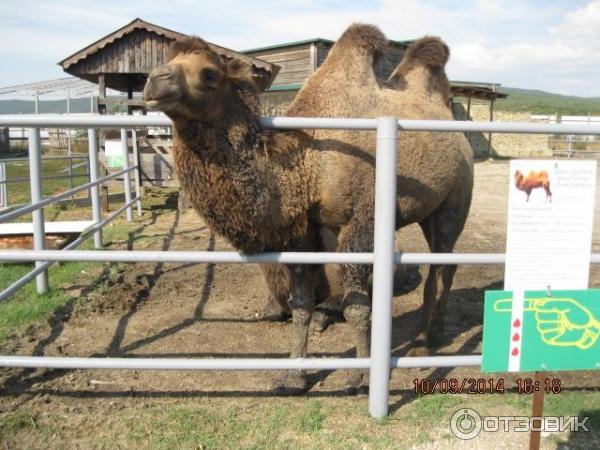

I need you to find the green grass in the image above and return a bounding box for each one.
[0,410,38,439]
[494,87,600,115]
[3,155,90,207]
[0,223,133,343]
[295,400,325,433]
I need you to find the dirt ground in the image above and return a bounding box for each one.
[1,159,599,449]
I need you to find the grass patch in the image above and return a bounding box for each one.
[4,155,90,207]
[0,410,38,439]
[404,393,465,424]
[0,222,135,343]
[295,400,325,433]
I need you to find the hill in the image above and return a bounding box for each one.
[494,87,600,115]
[0,98,97,114]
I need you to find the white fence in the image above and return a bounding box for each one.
[1,114,600,419]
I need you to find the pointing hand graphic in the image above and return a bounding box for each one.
[494,297,600,350]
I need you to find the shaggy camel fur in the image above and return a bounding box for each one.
[143,23,473,393]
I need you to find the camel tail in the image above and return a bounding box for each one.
[402,36,449,69]
[333,23,387,60]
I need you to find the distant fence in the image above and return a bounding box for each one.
[1,114,600,419]
[0,155,90,209]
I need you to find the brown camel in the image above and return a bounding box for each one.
[143,24,473,393]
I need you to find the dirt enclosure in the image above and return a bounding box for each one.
[1,159,600,448]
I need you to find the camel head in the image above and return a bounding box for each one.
[144,36,256,121]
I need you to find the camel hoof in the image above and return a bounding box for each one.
[272,371,308,395]
[311,310,332,333]
[343,372,368,395]
[258,304,291,322]
[311,308,343,333]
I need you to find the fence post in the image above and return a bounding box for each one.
[120,128,133,222]
[28,128,48,294]
[131,129,142,216]
[368,117,398,419]
[87,128,103,248]
[0,162,7,208]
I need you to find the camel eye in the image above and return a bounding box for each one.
[201,68,219,86]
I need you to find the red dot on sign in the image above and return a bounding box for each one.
[511,347,519,356]
[513,319,521,328]
[512,332,520,342]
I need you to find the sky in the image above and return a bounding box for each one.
[1,0,600,97]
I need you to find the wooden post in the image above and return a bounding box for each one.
[529,371,546,450]
[98,74,106,115]
[309,43,317,73]
[127,79,133,115]
[488,98,495,158]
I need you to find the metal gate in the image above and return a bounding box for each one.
[1,114,599,418]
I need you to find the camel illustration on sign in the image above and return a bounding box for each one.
[514,170,552,203]
[494,297,599,350]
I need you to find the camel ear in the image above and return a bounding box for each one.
[226,59,256,86]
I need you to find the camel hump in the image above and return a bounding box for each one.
[403,36,449,69]
[334,23,387,58]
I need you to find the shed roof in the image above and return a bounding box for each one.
[242,37,412,54]
[58,18,279,89]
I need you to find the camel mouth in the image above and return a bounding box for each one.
[145,95,181,111]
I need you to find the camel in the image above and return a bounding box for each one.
[143,24,473,393]
[514,169,552,202]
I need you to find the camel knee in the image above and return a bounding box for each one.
[287,292,314,325]
[343,291,371,327]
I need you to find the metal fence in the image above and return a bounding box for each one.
[0,154,91,209]
[1,114,600,419]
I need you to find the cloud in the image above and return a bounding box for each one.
[449,0,600,95]
[1,0,600,96]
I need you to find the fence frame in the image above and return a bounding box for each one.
[1,114,600,418]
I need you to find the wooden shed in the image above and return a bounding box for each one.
[243,38,411,87]
[243,38,507,116]
[59,18,279,114]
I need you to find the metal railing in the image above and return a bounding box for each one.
[0,122,142,300]
[0,155,90,209]
[1,114,600,419]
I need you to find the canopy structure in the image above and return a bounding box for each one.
[57,18,278,114]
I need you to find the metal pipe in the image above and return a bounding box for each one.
[0,166,136,223]
[87,129,102,248]
[0,355,482,370]
[120,129,133,222]
[0,261,52,302]
[68,195,141,249]
[131,129,142,216]
[0,249,373,264]
[2,250,579,265]
[0,173,91,185]
[369,117,398,418]
[0,162,7,208]
[0,155,89,163]
[391,355,481,368]
[3,115,600,135]
[28,128,48,293]
[0,355,372,371]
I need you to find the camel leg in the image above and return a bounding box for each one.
[338,204,374,394]
[259,264,291,321]
[272,264,316,394]
[408,204,467,357]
